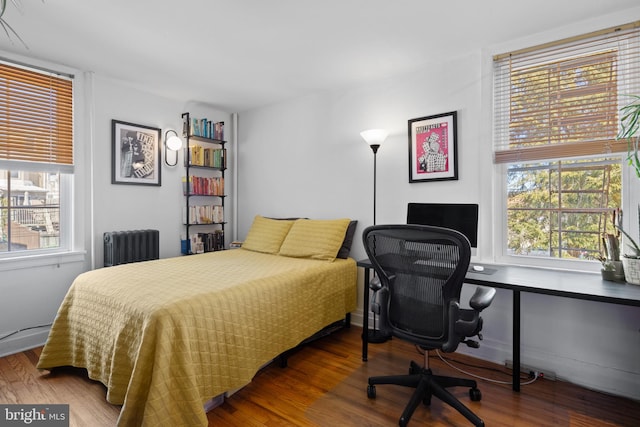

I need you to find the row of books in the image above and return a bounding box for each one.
[185,146,226,168]
[182,230,225,254]
[183,205,224,224]
[184,117,225,140]
[182,176,224,196]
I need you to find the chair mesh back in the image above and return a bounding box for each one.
[363,225,471,342]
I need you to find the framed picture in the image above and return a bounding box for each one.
[112,120,161,186]
[408,111,458,183]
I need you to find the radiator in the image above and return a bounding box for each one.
[103,229,160,267]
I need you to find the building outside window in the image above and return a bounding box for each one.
[0,61,73,257]
[493,22,639,265]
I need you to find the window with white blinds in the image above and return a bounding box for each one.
[0,61,73,170]
[493,21,640,164]
[0,60,74,256]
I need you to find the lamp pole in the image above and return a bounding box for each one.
[370,143,380,225]
[360,129,390,344]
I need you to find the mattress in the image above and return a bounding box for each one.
[37,249,357,426]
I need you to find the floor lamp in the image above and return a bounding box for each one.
[360,129,391,343]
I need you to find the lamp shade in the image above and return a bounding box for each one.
[360,129,388,146]
[166,132,183,151]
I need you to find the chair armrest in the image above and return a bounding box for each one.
[469,286,496,312]
[369,275,382,291]
[369,274,396,291]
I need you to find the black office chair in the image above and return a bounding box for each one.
[362,224,496,427]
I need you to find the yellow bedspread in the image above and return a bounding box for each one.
[37,249,357,426]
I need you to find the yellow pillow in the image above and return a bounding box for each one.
[242,215,295,254]
[279,218,351,261]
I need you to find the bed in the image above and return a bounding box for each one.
[37,216,358,426]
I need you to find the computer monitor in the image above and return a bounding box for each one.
[406,203,479,248]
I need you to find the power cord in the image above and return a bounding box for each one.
[0,324,52,342]
[415,344,540,386]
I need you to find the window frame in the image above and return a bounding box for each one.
[489,21,640,271]
[494,156,628,271]
[0,53,86,270]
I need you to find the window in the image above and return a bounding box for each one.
[506,158,621,260]
[493,22,639,263]
[0,61,73,256]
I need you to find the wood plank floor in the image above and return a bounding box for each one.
[1,326,638,426]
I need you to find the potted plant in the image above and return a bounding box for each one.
[614,206,640,285]
[616,95,640,284]
[596,254,619,282]
[599,218,625,282]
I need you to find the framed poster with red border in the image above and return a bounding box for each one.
[408,111,458,183]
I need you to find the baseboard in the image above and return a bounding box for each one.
[455,339,640,401]
[350,308,365,328]
[0,329,50,358]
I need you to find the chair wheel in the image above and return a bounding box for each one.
[409,361,422,375]
[367,384,376,399]
[469,387,482,401]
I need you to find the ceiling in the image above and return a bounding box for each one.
[0,0,638,112]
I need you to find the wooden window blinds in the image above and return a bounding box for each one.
[493,21,640,164]
[0,61,73,169]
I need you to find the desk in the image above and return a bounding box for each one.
[358,259,640,391]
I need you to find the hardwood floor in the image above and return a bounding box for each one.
[1,326,638,426]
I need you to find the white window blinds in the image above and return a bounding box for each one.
[0,61,73,170]
[493,21,640,164]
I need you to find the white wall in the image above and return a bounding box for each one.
[236,18,640,400]
[90,76,233,265]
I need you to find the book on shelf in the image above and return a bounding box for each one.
[201,118,208,138]
[198,147,226,168]
[182,176,224,196]
[182,115,189,137]
[193,145,204,166]
[184,230,224,254]
[198,230,225,252]
[213,121,224,140]
[203,148,211,167]
[191,118,200,137]
[219,148,226,168]
[183,204,224,224]
[189,234,203,254]
[187,145,220,167]
[186,117,225,140]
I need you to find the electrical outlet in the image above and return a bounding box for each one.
[504,360,556,381]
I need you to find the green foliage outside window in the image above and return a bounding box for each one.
[507,158,622,260]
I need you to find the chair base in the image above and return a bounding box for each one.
[367,360,484,427]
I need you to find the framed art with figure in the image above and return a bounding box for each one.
[408,111,458,183]
[112,120,162,186]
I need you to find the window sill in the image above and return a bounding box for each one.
[494,254,601,274]
[0,250,86,272]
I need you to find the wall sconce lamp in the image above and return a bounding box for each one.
[164,130,183,166]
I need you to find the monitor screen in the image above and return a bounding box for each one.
[407,203,479,248]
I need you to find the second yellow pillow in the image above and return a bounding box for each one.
[279,218,351,261]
